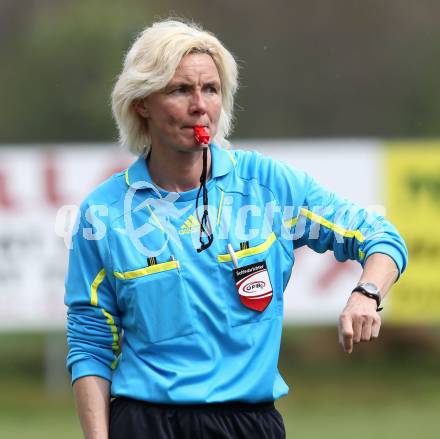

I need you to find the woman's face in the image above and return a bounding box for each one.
[136,53,222,153]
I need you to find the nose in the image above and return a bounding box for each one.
[189,90,207,115]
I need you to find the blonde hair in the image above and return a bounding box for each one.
[111,19,239,156]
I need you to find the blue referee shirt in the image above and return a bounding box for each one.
[65,144,407,403]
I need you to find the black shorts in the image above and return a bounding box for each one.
[109,397,286,439]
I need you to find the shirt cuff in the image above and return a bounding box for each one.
[364,242,407,279]
[70,358,113,385]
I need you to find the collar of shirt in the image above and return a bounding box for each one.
[124,143,237,201]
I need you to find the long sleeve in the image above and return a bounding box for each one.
[244,150,408,276]
[292,172,408,275]
[65,206,121,384]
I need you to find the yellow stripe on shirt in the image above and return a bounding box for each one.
[226,150,237,166]
[101,309,119,352]
[217,190,225,225]
[146,204,165,232]
[300,208,365,243]
[218,232,277,262]
[114,260,180,280]
[90,269,106,307]
[124,168,130,186]
[283,216,299,228]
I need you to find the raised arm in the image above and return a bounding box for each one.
[239,153,408,352]
[288,172,407,353]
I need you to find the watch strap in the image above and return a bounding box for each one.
[352,283,383,312]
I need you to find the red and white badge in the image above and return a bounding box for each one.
[233,261,273,312]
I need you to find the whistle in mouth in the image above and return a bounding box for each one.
[193,125,210,144]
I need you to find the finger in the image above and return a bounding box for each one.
[352,315,363,344]
[361,316,373,341]
[339,314,353,354]
[371,315,381,338]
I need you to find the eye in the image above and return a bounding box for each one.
[205,84,219,94]
[169,84,190,94]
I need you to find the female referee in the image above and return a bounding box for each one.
[65,19,408,439]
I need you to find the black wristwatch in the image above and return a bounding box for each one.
[351,282,383,311]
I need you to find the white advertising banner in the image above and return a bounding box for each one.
[0,140,380,330]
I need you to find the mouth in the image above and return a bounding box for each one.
[183,125,208,130]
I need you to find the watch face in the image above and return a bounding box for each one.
[361,283,380,295]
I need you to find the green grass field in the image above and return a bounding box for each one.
[1,327,438,438]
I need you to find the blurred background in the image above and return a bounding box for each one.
[0,1,439,438]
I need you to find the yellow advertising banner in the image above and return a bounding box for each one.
[385,141,440,323]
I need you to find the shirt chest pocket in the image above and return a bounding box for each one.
[114,261,195,345]
[217,233,283,328]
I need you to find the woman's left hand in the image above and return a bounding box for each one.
[338,292,381,354]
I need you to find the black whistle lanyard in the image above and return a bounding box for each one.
[196,147,213,252]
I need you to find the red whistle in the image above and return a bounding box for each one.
[193,125,210,144]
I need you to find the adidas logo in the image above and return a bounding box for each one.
[179,214,200,234]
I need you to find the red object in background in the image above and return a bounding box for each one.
[193,125,210,144]
[44,153,66,207]
[0,170,16,210]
